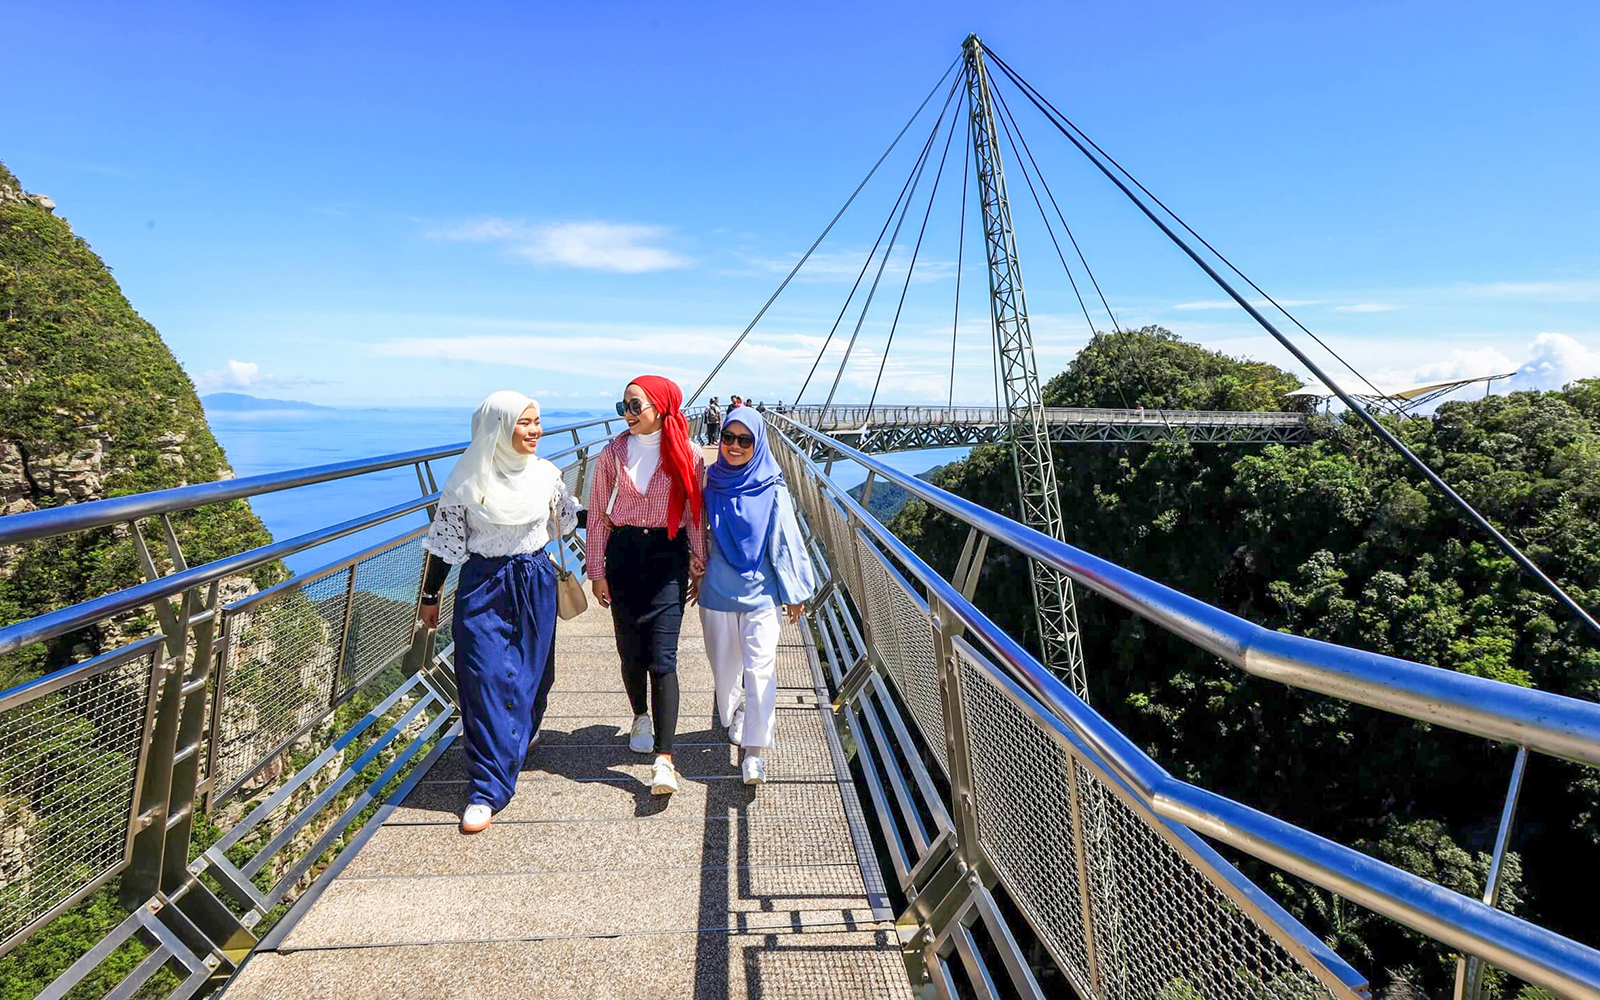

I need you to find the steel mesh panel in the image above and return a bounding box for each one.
[339,536,426,692]
[434,563,462,658]
[883,570,947,774]
[958,648,1343,1000]
[214,570,349,797]
[856,543,904,683]
[959,650,1096,991]
[826,498,864,601]
[0,651,154,948]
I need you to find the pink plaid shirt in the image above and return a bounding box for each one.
[586,433,707,580]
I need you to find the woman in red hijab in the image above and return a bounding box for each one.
[587,375,706,795]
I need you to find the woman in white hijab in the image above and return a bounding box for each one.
[418,391,579,833]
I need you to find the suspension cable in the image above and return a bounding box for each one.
[986,49,1398,415]
[990,81,1139,416]
[990,51,1600,640]
[950,103,971,408]
[992,77,1174,430]
[794,76,963,406]
[688,55,961,405]
[867,94,963,411]
[818,91,951,416]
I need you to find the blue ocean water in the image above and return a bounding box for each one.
[205,405,969,578]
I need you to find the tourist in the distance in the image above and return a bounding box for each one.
[588,376,706,795]
[419,391,579,833]
[695,405,816,785]
[703,396,722,446]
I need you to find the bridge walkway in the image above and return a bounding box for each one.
[225,600,910,999]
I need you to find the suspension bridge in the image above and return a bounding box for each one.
[3,33,1600,1000]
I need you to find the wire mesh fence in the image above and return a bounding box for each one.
[957,642,1346,1000]
[338,536,426,696]
[0,641,158,953]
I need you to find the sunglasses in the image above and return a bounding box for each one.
[615,399,655,417]
[720,431,756,448]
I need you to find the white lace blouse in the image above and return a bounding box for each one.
[422,474,580,564]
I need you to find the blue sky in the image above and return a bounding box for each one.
[4,0,1598,408]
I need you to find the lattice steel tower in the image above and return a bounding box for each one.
[963,35,1087,696]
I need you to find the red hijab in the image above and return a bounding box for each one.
[630,375,702,537]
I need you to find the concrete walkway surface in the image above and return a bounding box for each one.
[225,599,911,999]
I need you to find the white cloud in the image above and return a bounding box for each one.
[1462,280,1600,302]
[196,359,259,390]
[1172,298,1322,311]
[432,218,691,273]
[740,247,956,285]
[1412,346,1519,382]
[1334,303,1400,313]
[1518,333,1600,390]
[194,359,331,392]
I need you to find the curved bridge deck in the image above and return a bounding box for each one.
[226,602,909,999]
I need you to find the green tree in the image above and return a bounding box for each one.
[890,327,1598,994]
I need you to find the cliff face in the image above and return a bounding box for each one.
[0,160,277,685]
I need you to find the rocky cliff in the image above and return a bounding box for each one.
[0,160,276,686]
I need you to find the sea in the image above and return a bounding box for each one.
[204,404,972,577]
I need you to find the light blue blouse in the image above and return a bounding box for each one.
[699,489,818,613]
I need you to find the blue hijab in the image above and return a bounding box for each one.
[704,407,785,577]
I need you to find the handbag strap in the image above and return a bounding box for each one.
[606,442,622,516]
[549,493,571,574]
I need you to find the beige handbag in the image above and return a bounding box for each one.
[549,496,588,620]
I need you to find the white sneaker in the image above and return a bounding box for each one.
[628,715,654,754]
[650,756,679,795]
[742,755,766,786]
[728,704,745,745]
[460,803,492,834]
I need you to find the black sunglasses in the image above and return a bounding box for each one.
[720,430,756,448]
[615,399,655,417]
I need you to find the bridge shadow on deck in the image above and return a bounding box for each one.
[222,604,909,999]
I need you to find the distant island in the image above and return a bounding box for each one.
[202,392,335,412]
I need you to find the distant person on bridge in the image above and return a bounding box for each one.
[703,396,721,445]
[694,405,817,785]
[588,376,706,795]
[417,391,579,834]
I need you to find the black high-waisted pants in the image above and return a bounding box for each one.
[606,526,687,754]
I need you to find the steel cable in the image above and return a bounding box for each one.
[795,75,964,406]
[989,50,1600,639]
[688,55,961,405]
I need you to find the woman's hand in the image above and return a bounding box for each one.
[419,603,440,630]
[784,603,804,624]
[690,554,705,577]
[592,578,611,609]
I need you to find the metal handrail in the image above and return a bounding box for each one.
[0,414,645,660]
[0,412,632,547]
[771,417,1600,1000]
[785,404,1307,427]
[774,414,1600,767]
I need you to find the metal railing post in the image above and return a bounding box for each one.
[930,593,981,863]
[122,649,181,906]
[1455,745,1531,1000]
[333,565,360,691]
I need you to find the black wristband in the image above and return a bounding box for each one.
[419,592,440,607]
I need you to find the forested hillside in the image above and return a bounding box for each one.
[0,159,276,685]
[891,328,1600,998]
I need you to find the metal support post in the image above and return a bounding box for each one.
[929,595,980,862]
[962,34,1088,698]
[1454,745,1530,1000]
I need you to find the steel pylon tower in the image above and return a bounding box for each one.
[962,35,1088,697]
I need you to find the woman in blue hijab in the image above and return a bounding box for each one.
[695,406,817,785]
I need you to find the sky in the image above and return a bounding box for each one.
[3,0,1598,409]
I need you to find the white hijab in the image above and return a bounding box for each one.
[440,391,555,525]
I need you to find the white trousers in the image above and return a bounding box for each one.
[700,605,780,749]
